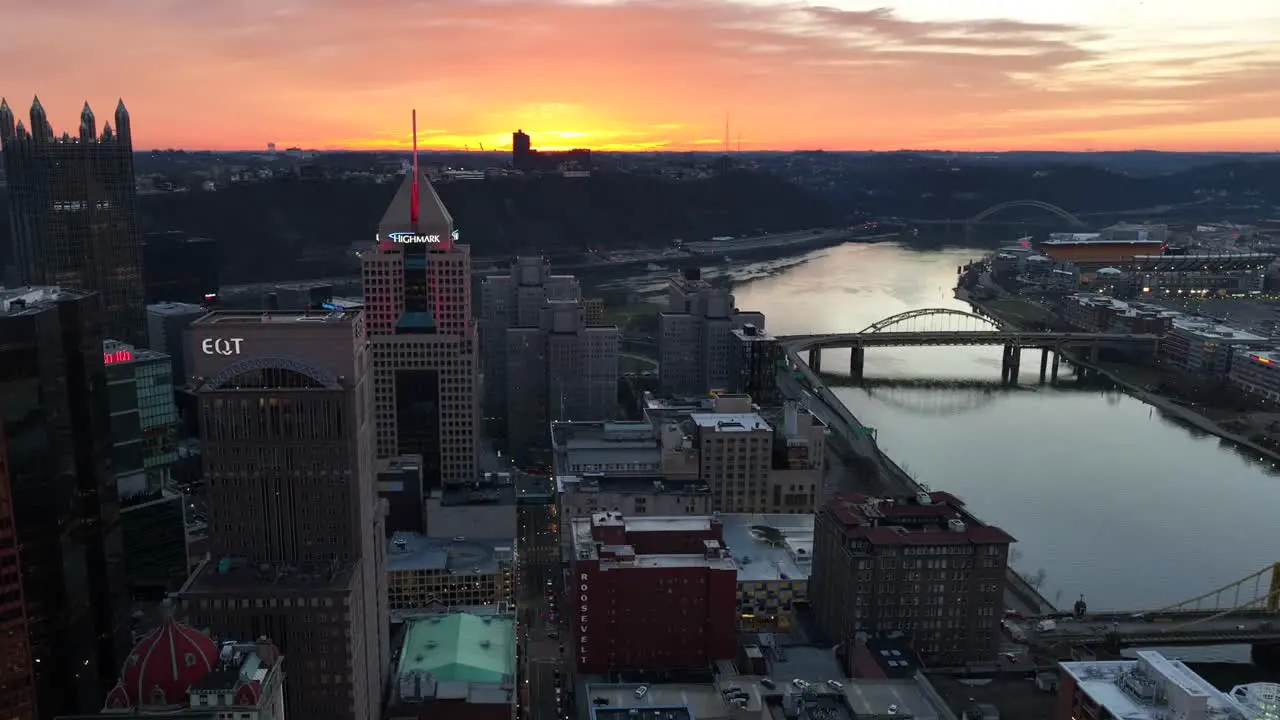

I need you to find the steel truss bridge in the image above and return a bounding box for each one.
[781,308,1160,384]
[908,200,1088,230]
[1022,563,1280,653]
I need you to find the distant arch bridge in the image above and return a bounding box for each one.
[969,200,1086,228]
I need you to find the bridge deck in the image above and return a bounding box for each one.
[1017,613,1278,648]
[783,332,1160,349]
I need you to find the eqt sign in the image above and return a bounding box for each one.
[201,337,245,356]
[579,573,590,665]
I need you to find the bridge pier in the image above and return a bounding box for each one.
[1001,344,1021,385]
[1090,346,1100,364]
[1039,349,1049,383]
[849,347,865,383]
[808,347,822,373]
[1051,351,1061,383]
[1252,642,1280,667]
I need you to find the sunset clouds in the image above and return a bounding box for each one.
[2,0,1277,151]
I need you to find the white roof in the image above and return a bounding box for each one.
[689,413,770,432]
[1061,651,1257,720]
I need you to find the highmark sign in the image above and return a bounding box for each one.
[579,573,589,665]
[201,337,245,356]
[384,229,460,244]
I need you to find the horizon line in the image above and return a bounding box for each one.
[136,147,1280,155]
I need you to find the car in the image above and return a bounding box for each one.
[791,679,808,690]
[634,686,648,699]
[999,652,1023,664]
[826,680,844,690]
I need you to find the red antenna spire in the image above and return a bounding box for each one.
[410,109,420,230]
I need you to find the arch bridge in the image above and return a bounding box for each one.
[781,308,1159,385]
[969,200,1086,228]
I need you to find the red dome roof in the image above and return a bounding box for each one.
[119,614,219,707]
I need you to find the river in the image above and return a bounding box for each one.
[600,243,1280,624]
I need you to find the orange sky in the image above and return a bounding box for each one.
[3,0,1278,152]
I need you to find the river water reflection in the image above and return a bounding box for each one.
[712,243,1280,620]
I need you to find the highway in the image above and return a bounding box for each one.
[1018,613,1280,649]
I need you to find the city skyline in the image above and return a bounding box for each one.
[3,0,1277,153]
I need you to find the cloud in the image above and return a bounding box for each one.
[1,0,1276,150]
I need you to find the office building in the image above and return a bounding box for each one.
[386,533,514,614]
[386,613,516,720]
[1158,317,1265,381]
[361,170,478,489]
[141,231,219,305]
[0,287,131,716]
[103,340,186,596]
[146,302,207,383]
[0,98,145,344]
[659,269,764,395]
[378,456,426,535]
[810,492,1013,665]
[719,514,814,632]
[1055,651,1271,720]
[729,324,783,406]
[570,512,736,673]
[0,432,36,720]
[507,300,619,462]
[422,473,527,540]
[57,609,285,720]
[1228,348,1280,404]
[1058,294,1177,335]
[551,420,701,481]
[479,256,581,421]
[557,474,713,521]
[177,310,388,720]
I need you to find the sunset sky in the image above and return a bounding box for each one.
[3,0,1278,152]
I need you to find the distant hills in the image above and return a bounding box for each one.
[1,156,1277,285]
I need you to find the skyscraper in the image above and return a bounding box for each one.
[177,310,388,720]
[0,98,145,345]
[479,257,582,422]
[0,431,37,720]
[0,287,131,717]
[361,168,478,489]
[506,300,619,463]
[658,268,764,396]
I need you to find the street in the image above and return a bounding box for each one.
[518,503,566,720]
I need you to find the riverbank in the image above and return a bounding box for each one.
[961,291,1280,467]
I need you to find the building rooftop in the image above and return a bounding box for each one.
[386,532,513,575]
[179,557,356,594]
[398,613,515,685]
[641,393,720,413]
[719,514,814,583]
[570,514,737,570]
[824,491,1015,546]
[689,413,771,432]
[1,285,91,315]
[557,475,711,496]
[146,301,207,316]
[1170,316,1268,343]
[1060,651,1259,720]
[191,309,359,325]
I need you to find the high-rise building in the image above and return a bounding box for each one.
[0,98,145,345]
[507,300,619,463]
[145,302,207,383]
[361,171,478,488]
[479,257,581,422]
[729,324,783,406]
[0,286,131,717]
[658,269,764,395]
[177,310,388,720]
[102,341,187,596]
[140,231,219,305]
[570,512,737,673]
[809,491,1013,665]
[0,431,37,720]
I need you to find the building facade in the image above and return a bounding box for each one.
[658,269,765,396]
[0,98,145,345]
[1157,317,1264,381]
[1227,349,1280,404]
[145,301,208,384]
[729,325,783,406]
[361,173,478,489]
[177,310,388,720]
[0,431,37,720]
[809,492,1013,665]
[570,512,737,673]
[1055,651,1266,720]
[386,533,514,614]
[141,231,219,305]
[0,287,131,716]
[506,300,619,462]
[479,257,581,422]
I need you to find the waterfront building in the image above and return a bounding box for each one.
[386,532,514,615]
[729,324,783,406]
[1058,294,1177,335]
[479,257,581,421]
[1055,651,1272,720]
[0,98,145,344]
[0,286,131,716]
[810,491,1013,665]
[658,268,765,395]
[718,514,814,632]
[385,613,516,720]
[177,310,388,720]
[506,299,619,462]
[56,609,286,720]
[102,340,187,596]
[1040,231,1165,267]
[1157,317,1266,381]
[570,512,737,673]
[361,171,478,489]
[1227,349,1280,405]
[1130,253,1273,297]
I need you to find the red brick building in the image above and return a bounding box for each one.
[810,492,1014,665]
[570,512,737,673]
